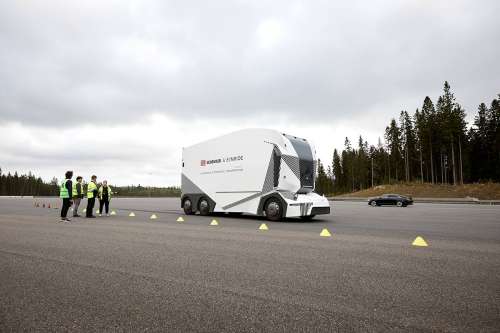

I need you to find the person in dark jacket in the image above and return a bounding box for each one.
[86,175,98,218]
[98,180,113,216]
[72,176,84,217]
[59,170,73,222]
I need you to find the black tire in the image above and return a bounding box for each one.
[198,198,210,216]
[183,198,194,215]
[300,215,316,221]
[396,201,403,207]
[370,200,377,207]
[264,197,282,221]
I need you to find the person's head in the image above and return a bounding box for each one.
[76,176,82,183]
[65,171,73,179]
[103,180,108,186]
[91,175,97,182]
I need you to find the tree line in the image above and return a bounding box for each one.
[315,82,500,195]
[0,169,59,196]
[0,169,180,197]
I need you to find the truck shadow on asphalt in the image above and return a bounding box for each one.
[209,212,329,224]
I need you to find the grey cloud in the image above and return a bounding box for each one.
[0,0,499,127]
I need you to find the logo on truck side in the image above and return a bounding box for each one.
[200,155,243,166]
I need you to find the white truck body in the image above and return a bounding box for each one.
[181,128,330,220]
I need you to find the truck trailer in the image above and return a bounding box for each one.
[181,128,331,221]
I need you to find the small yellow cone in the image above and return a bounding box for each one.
[259,223,269,231]
[412,236,428,247]
[150,214,158,220]
[210,219,219,226]
[110,210,116,215]
[96,209,100,214]
[83,208,87,213]
[320,228,332,237]
[176,216,184,222]
[129,212,135,217]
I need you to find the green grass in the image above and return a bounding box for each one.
[334,182,500,200]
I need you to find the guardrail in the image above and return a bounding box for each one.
[328,196,500,205]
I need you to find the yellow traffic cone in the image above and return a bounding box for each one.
[150,214,158,220]
[209,219,219,226]
[110,210,116,215]
[129,212,135,217]
[320,228,332,237]
[176,216,184,222]
[259,223,269,231]
[412,236,428,247]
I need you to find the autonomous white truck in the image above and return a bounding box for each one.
[181,128,331,221]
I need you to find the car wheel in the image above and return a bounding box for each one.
[265,198,282,221]
[198,198,210,215]
[183,198,194,215]
[370,200,377,207]
[396,201,403,207]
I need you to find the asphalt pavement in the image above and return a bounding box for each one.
[1,197,499,332]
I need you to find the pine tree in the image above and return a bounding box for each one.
[385,119,402,182]
[332,149,342,193]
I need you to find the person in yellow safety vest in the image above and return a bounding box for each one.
[59,170,73,223]
[98,180,113,216]
[72,176,85,217]
[86,175,98,218]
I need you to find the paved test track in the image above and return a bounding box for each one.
[0,197,499,332]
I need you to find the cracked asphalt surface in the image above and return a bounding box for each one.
[1,197,499,332]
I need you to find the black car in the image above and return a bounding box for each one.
[368,194,413,207]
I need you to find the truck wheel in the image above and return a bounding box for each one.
[183,198,194,215]
[199,198,210,216]
[265,198,282,221]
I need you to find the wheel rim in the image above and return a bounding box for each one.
[397,201,402,207]
[267,201,280,217]
[371,201,376,206]
[184,199,192,211]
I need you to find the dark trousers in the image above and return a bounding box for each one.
[99,199,110,214]
[86,198,95,217]
[61,198,71,218]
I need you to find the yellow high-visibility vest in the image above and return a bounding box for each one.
[98,185,113,201]
[87,181,97,199]
[59,179,70,199]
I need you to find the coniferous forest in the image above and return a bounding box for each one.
[0,170,60,196]
[0,170,181,197]
[315,82,500,195]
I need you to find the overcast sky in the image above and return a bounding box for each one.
[1,0,499,186]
